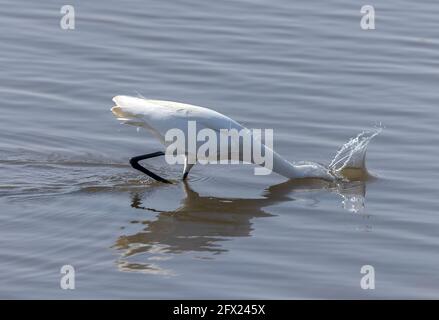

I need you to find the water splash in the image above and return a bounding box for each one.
[338,181,366,213]
[329,127,382,178]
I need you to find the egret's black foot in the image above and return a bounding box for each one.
[182,172,189,180]
[129,151,172,184]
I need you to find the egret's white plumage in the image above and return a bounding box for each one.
[111,95,334,181]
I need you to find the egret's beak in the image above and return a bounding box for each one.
[111,106,144,126]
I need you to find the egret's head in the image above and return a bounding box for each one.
[111,105,145,127]
[111,95,150,126]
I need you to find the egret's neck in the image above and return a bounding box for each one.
[269,149,333,180]
[271,152,304,178]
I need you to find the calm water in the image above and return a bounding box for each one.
[1,0,439,298]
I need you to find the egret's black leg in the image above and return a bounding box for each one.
[182,155,195,181]
[129,151,171,184]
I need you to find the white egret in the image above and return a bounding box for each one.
[111,95,336,183]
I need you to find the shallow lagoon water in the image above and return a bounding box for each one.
[1,0,439,298]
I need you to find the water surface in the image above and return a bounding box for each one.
[1,0,439,298]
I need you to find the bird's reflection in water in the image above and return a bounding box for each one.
[113,177,368,274]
